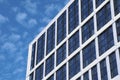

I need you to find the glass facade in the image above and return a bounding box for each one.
[116,19,120,42]
[96,0,105,8]
[96,2,111,30]
[46,23,55,55]
[36,34,45,64]
[83,41,96,68]
[57,11,66,44]
[47,75,54,80]
[113,0,120,15]
[68,31,79,55]
[45,54,54,75]
[109,52,118,78]
[29,73,33,80]
[100,59,108,80]
[35,64,43,80]
[68,0,79,34]
[69,53,80,79]
[56,43,66,66]
[56,64,66,80]
[91,65,98,80]
[98,26,114,56]
[82,17,94,43]
[83,71,89,80]
[81,0,93,21]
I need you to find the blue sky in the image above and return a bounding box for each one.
[0,0,69,80]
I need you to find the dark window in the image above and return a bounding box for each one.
[56,64,66,80]
[116,19,120,42]
[98,26,114,56]
[45,54,54,75]
[69,53,80,79]
[68,0,79,34]
[100,59,108,80]
[82,18,94,43]
[31,42,36,69]
[83,41,96,68]
[36,34,45,64]
[57,11,66,44]
[29,73,33,80]
[96,2,111,30]
[113,0,120,15]
[76,77,81,80]
[35,64,43,80]
[91,65,98,80]
[46,23,55,55]
[56,43,66,66]
[96,0,105,8]
[81,0,93,21]
[47,74,54,80]
[83,71,89,80]
[68,31,79,55]
[109,52,118,78]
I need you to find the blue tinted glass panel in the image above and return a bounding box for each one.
[29,73,33,80]
[96,2,111,30]
[36,34,45,64]
[47,23,55,55]
[96,0,105,8]
[47,74,54,80]
[68,0,79,33]
[83,41,96,68]
[83,71,89,80]
[69,53,80,79]
[91,65,98,80]
[116,19,120,42]
[98,26,114,56]
[57,11,66,44]
[81,0,93,21]
[82,17,94,43]
[114,0,120,15]
[57,43,66,66]
[35,64,43,80]
[69,31,79,55]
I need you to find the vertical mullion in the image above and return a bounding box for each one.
[106,56,111,80]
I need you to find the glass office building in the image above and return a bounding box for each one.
[26,0,120,80]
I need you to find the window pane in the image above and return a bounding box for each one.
[113,0,120,15]
[98,26,114,56]
[57,11,66,44]
[69,53,80,79]
[96,0,105,8]
[81,0,93,21]
[91,65,98,80]
[57,43,66,66]
[35,64,43,80]
[83,71,89,80]
[46,23,55,55]
[45,54,54,75]
[100,59,108,80]
[68,31,79,55]
[83,41,96,68]
[68,0,79,33]
[31,42,36,69]
[56,64,66,80]
[36,34,45,64]
[47,74,54,80]
[109,52,118,78]
[82,17,94,43]
[116,19,120,42]
[29,73,33,80]
[96,2,111,30]
[76,77,81,80]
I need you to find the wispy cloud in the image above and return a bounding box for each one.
[13,68,24,74]
[42,17,51,23]
[0,54,5,61]
[16,12,27,23]
[9,33,21,42]
[0,14,8,24]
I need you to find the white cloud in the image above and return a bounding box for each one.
[9,33,21,42]
[42,17,51,23]
[15,56,24,63]
[16,12,27,23]
[0,54,5,61]
[0,14,8,24]
[13,68,24,74]
[28,18,37,27]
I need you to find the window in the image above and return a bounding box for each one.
[76,77,81,80]
[96,0,105,8]
[98,26,114,56]
[96,2,111,30]
[47,74,54,80]
[29,73,33,80]
[31,42,36,69]
[116,19,120,42]
[35,64,43,80]
[56,64,66,80]
[91,65,98,80]
[69,53,80,79]
[83,71,89,80]
[68,31,79,55]
[82,18,94,43]
[100,59,108,80]
[46,23,55,55]
[56,43,66,66]
[83,41,96,68]
[57,11,66,44]
[36,34,45,64]
[109,52,118,78]
[81,0,93,21]
[113,0,120,15]
[68,0,79,33]
[45,54,54,75]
